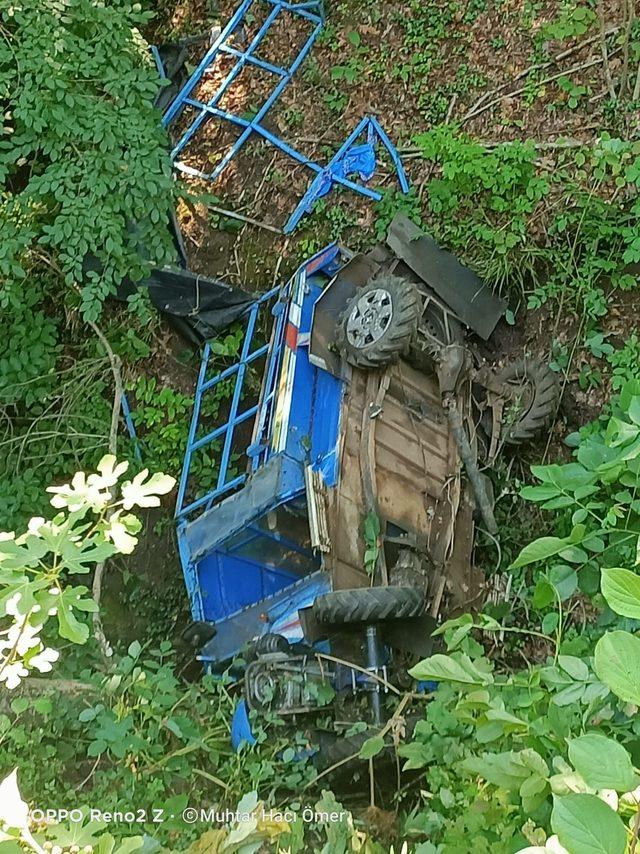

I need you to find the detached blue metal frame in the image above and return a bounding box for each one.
[162,0,325,182]
[161,0,409,232]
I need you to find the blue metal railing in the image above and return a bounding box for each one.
[160,0,409,233]
[162,0,324,180]
[175,286,281,520]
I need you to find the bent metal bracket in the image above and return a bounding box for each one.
[159,0,409,232]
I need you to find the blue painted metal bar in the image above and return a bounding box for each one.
[162,0,253,128]
[263,0,323,20]
[176,286,283,521]
[216,301,262,491]
[120,392,142,463]
[218,44,288,77]
[196,19,323,182]
[190,403,259,453]
[368,115,410,193]
[151,45,166,80]
[170,2,281,159]
[180,473,247,519]
[283,115,411,232]
[200,343,269,393]
[176,342,212,517]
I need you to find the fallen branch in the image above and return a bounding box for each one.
[618,0,635,96]
[402,135,601,161]
[205,202,282,235]
[461,27,621,123]
[462,54,614,123]
[596,0,616,99]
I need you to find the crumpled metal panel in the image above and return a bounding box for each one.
[387,213,506,340]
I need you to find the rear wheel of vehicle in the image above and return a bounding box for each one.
[336,275,419,369]
[493,358,560,444]
[313,586,425,625]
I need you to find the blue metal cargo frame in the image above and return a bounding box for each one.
[161,0,410,232]
[175,285,283,519]
[162,0,325,182]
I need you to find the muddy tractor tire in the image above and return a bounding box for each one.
[494,358,560,444]
[313,586,425,625]
[336,275,419,369]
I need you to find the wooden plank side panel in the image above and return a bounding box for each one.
[327,360,463,590]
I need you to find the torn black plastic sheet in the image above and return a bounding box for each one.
[117,267,255,346]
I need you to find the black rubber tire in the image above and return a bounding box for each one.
[313,586,425,625]
[494,358,560,444]
[336,275,420,369]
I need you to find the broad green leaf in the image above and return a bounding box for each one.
[359,735,385,759]
[128,640,142,659]
[57,596,90,644]
[409,653,493,686]
[601,567,640,619]
[594,630,640,705]
[549,565,578,600]
[464,748,547,791]
[557,655,589,682]
[520,484,562,501]
[551,793,626,854]
[568,733,637,792]
[511,526,585,569]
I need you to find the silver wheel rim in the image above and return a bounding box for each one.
[346,288,393,348]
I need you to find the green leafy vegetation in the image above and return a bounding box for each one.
[409,128,640,311]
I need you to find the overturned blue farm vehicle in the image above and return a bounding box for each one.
[173,214,559,761]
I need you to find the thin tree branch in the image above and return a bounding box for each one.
[597,0,617,99]
[462,28,621,123]
[85,318,123,666]
[619,0,635,95]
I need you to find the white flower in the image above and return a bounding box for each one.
[27,517,45,536]
[517,837,569,854]
[546,836,570,854]
[4,592,22,617]
[120,470,175,510]
[47,471,111,512]
[30,646,59,674]
[598,789,619,811]
[103,513,137,554]
[88,455,129,488]
[0,769,29,828]
[621,783,640,805]
[0,661,29,690]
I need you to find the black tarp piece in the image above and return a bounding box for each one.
[114,209,255,345]
[121,265,255,346]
